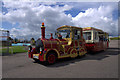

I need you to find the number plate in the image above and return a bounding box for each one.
[33,54,39,59]
[33,56,39,59]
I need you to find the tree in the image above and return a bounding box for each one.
[7,37,13,41]
[31,38,34,41]
[14,38,18,42]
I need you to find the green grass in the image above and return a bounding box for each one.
[0,46,28,54]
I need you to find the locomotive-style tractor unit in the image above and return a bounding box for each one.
[28,23,87,64]
[83,27,109,52]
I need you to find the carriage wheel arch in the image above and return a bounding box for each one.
[44,49,59,61]
[70,49,78,58]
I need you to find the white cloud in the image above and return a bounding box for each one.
[2,2,74,39]
[2,2,118,39]
[72,5,118,36]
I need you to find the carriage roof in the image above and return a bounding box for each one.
[57,25,82,30]
[83,27,108,34]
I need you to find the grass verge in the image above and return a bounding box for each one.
[0,46,28,54]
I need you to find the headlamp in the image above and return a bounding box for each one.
[28,46,32,51]
[40,47,42,51]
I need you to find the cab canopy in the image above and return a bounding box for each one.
[57,25,82,30]
[56,25,83,40]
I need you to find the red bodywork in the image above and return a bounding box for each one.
[28,38,86,61]
[28,23,87,62]
[85,42,108,52]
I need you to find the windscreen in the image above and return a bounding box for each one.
[83,32,91,40]
[55,29,70,39]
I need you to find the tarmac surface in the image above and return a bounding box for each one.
[2,40,119,78]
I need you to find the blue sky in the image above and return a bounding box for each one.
[1,2,118,39]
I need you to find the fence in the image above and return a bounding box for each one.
[0,30,10,56]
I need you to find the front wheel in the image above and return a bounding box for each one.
[46,53,56,65]
[33,58,39,62]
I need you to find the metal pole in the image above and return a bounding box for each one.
[7,31,9,54]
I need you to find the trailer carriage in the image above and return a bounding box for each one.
[83,27,109,52]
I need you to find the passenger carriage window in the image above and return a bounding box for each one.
[95,32,98,40]
[83,32,91,40]
[74,30,81,40]
[55,29,70,39]
[77,31,81,39]
[103,35,106,41]
[99,35,104,41]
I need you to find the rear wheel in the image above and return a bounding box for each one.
[46,53,56,65]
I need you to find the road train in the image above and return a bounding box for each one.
[28,23,109,64]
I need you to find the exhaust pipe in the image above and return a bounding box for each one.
[41,22,45,39]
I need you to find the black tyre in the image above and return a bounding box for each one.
[33,58,39,62]
[46,53,57,65]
